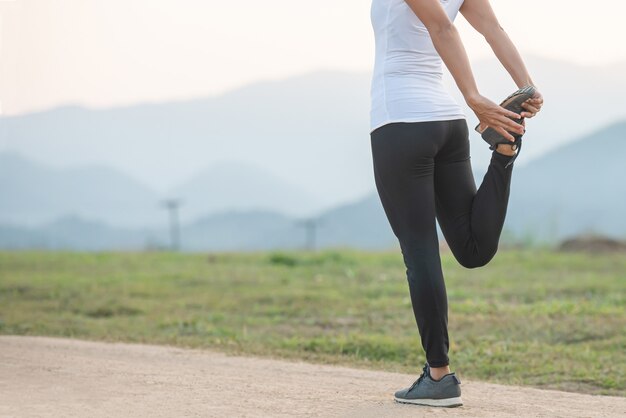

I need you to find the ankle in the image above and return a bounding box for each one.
[430,365,451,380]
[495,143,518,156]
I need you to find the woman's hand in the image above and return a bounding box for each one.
[520,89,544,118]
[467,93,525,142]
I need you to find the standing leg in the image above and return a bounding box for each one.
[433,119,515,268]
[370,121,451,368]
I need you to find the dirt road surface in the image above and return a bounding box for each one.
[1,335,624,417]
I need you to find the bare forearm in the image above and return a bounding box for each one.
[484,26,534,88]
[402,0,533,138]
[429,24,481,103]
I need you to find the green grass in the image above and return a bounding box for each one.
[0,248,624,396]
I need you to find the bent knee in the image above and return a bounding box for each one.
[456,249,497,269]
[459,258,488,269]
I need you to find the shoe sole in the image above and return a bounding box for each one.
[394,396,463,408]
[475,85,536,141]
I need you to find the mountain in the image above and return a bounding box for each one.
[0,151,162,228]
[316,193,397,250]
[182,210,299,251]
[2,119,625,250]
[503,119,626,242]
[169,160,321,223]
[178,191,398,251]
[2,118,625,250]
[0,214,164,251]
[0,152,322,228]
[3,55,624,217]
[0,70,373,214]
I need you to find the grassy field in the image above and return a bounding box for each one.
[0,248,624,397]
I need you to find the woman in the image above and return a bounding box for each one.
[369,0,543,407]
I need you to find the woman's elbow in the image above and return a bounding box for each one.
[428,21,457,39]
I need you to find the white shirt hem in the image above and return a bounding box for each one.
[369,114,467,135]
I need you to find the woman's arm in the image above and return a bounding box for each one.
[404,0,525,141]
[460,0,543,118]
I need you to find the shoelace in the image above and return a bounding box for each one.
[406,363,430,393]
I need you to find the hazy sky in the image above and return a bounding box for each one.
[0,0,624,115]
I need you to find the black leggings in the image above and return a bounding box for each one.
[370,119,515,368]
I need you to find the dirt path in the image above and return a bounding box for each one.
[1,335,624,417]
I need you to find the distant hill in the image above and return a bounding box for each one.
[0,152,321,228]
[0,194,397,251]
[2,55,625,217]
[182,210,301,251]
[0,151,162,228]
[1,119,625,250]
[0,214,162,251]
[0,70,373,214]
[170,160,321,223]
[504,119,626,242]
[316,193,397,250]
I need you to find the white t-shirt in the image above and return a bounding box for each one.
[369,0,466,134]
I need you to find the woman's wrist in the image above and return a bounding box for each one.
[517,77,535,88]
[464,91,482,108]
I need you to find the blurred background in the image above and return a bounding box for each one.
[1,0,625,251]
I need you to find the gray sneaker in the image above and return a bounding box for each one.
[394,362,463,407]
